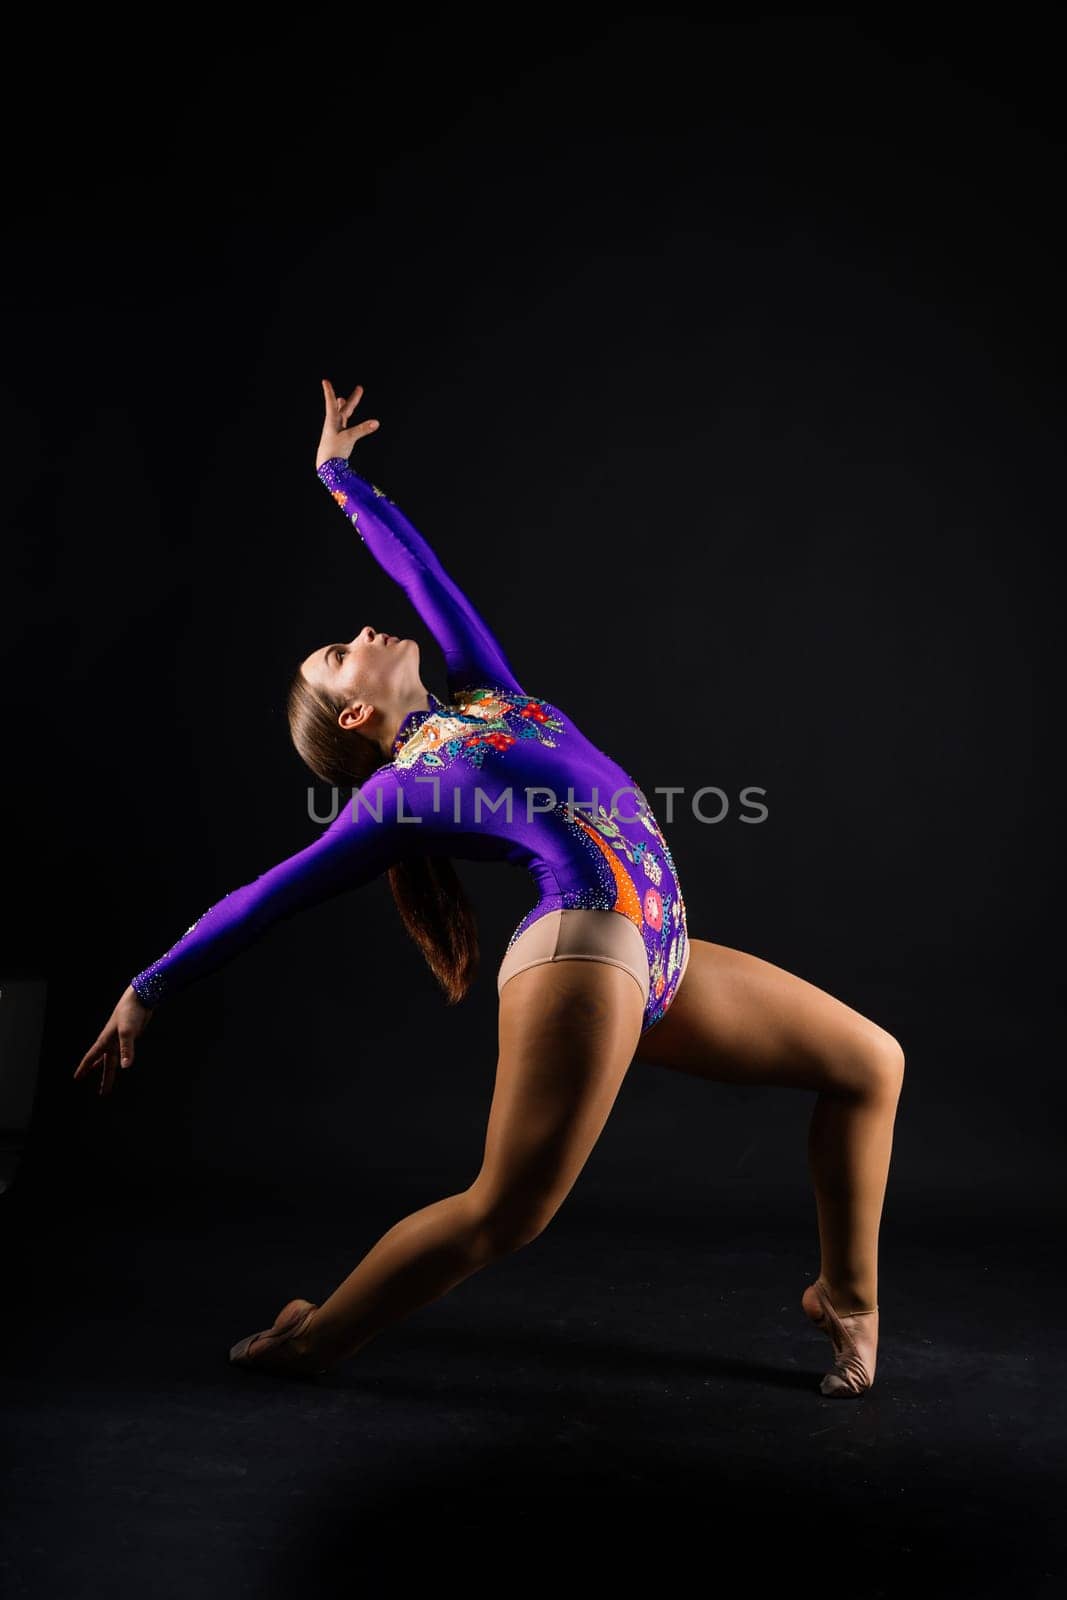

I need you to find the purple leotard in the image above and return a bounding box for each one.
[130,458,689,1031]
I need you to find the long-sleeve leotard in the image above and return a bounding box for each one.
[129,458,522,1008]
[317,457,526,699]
[129,764,411,1007]
[129,458,690,1029]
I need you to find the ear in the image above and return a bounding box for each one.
[338,701,374,732]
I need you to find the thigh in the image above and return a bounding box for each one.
[636,937,899,1093]
[473,959,645,1222]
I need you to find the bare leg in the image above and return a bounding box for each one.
[637,939,906,1314]
[295,960,645,1369]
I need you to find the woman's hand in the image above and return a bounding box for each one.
[73,986,154,1097]
[316,379,380,470]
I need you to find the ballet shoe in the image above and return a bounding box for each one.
[801,1277,879,1397]
[228,1297,329,1378]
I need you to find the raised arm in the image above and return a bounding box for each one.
[128,765,412,1008]
[316,379,526,699]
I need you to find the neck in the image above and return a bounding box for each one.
[382,685,433,757]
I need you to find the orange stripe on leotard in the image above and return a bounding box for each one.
[571,815,645,927]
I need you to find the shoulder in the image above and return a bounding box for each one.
[319,763,406,829]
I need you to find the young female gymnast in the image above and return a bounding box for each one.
[74,379,905,1398]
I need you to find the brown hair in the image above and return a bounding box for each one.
[286,663,479,1006]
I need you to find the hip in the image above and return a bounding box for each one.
[498,905,691,1034]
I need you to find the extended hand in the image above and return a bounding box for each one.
[316,379,380,470]
[73,986,154,1097]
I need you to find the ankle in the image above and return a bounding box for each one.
[290,1308,330,1366]
[817,1275,878,1316]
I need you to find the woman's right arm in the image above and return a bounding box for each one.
[74,766,412,1092]
[316,379,527,700]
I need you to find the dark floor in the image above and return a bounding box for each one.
[1,1172,1064,1598]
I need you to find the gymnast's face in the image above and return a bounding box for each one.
[301,626,422,735]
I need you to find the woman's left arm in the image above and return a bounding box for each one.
[316,379,526,699]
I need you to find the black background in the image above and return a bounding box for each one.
[4,16,1060,1206]
[2,18,1064,1594]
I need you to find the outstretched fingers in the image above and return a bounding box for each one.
[321,378,379,437]
[321,377,344,421]
[73,1049,110,1095]
[73,1036,105,1082]
[322,377,361,421]
[73,1030,126,1096]
[340,383,364,424]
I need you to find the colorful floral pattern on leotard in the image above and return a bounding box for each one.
[391,687,566,771]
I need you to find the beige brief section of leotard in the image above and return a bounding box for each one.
[497,907,692,1014]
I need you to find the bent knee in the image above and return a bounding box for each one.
[855,1026,905,1098]
[465,1185,558,1257]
